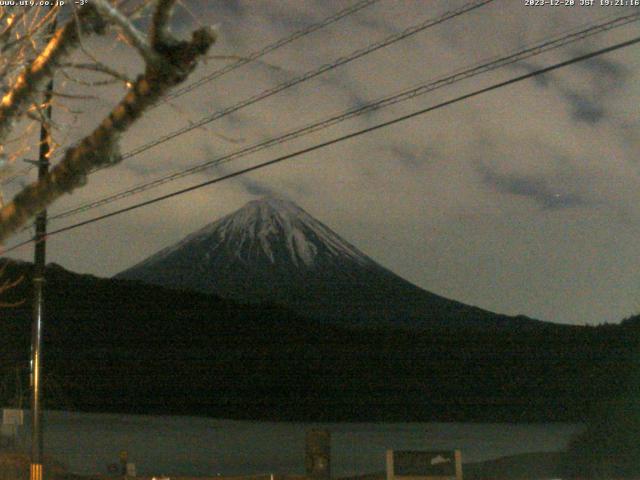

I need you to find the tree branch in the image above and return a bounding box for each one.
[0,6,106,145]
[0,17,216,242]
[149,0,177,47]
[60,61,133,84]
[92,0,161,66]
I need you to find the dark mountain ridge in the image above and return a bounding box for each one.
[1,259,638,422]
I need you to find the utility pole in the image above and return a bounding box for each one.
[30,8,56,480]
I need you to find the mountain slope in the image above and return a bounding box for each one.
[117,197,539,328]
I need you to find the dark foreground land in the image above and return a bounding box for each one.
[1,260,639,424]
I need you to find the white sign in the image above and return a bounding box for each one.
[386,450,462,480]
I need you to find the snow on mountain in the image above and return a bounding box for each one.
[117,197,530,327]
[146,197,373,269]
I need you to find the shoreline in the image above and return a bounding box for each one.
[58,452,567,480]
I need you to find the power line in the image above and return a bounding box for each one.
[13,0,495,186]
[1,0,382,187]
[158,0,383,106]
[48,11,640,222]
[115,0,495,162]
[4,34,638,254]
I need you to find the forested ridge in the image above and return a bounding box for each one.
[1,260,638,423]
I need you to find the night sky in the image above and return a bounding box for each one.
[2,0,640,325]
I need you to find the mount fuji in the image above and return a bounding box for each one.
[116,197,537,327]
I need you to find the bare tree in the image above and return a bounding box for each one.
[0,0,216,244]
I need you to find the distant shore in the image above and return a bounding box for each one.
[56,452,567,480]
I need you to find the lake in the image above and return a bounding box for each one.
[12,410,582,477]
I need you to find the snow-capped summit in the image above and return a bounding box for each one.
[117,197,515,327]
[196,196,372,267]
[126,197,374,273]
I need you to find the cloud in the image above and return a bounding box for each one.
[512,61,551,88]
[215,0,246,16]
[313,73,376,118]
[508,50,631,126]
[477,162,592,210]
[265,9,318,32]
[577,55,630,85]
[556,56,629,125]
[562,91,605,124]
[236,175,279,197]
[385,144,437,169]
[387,145,421,168]
[200,145,287,199]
